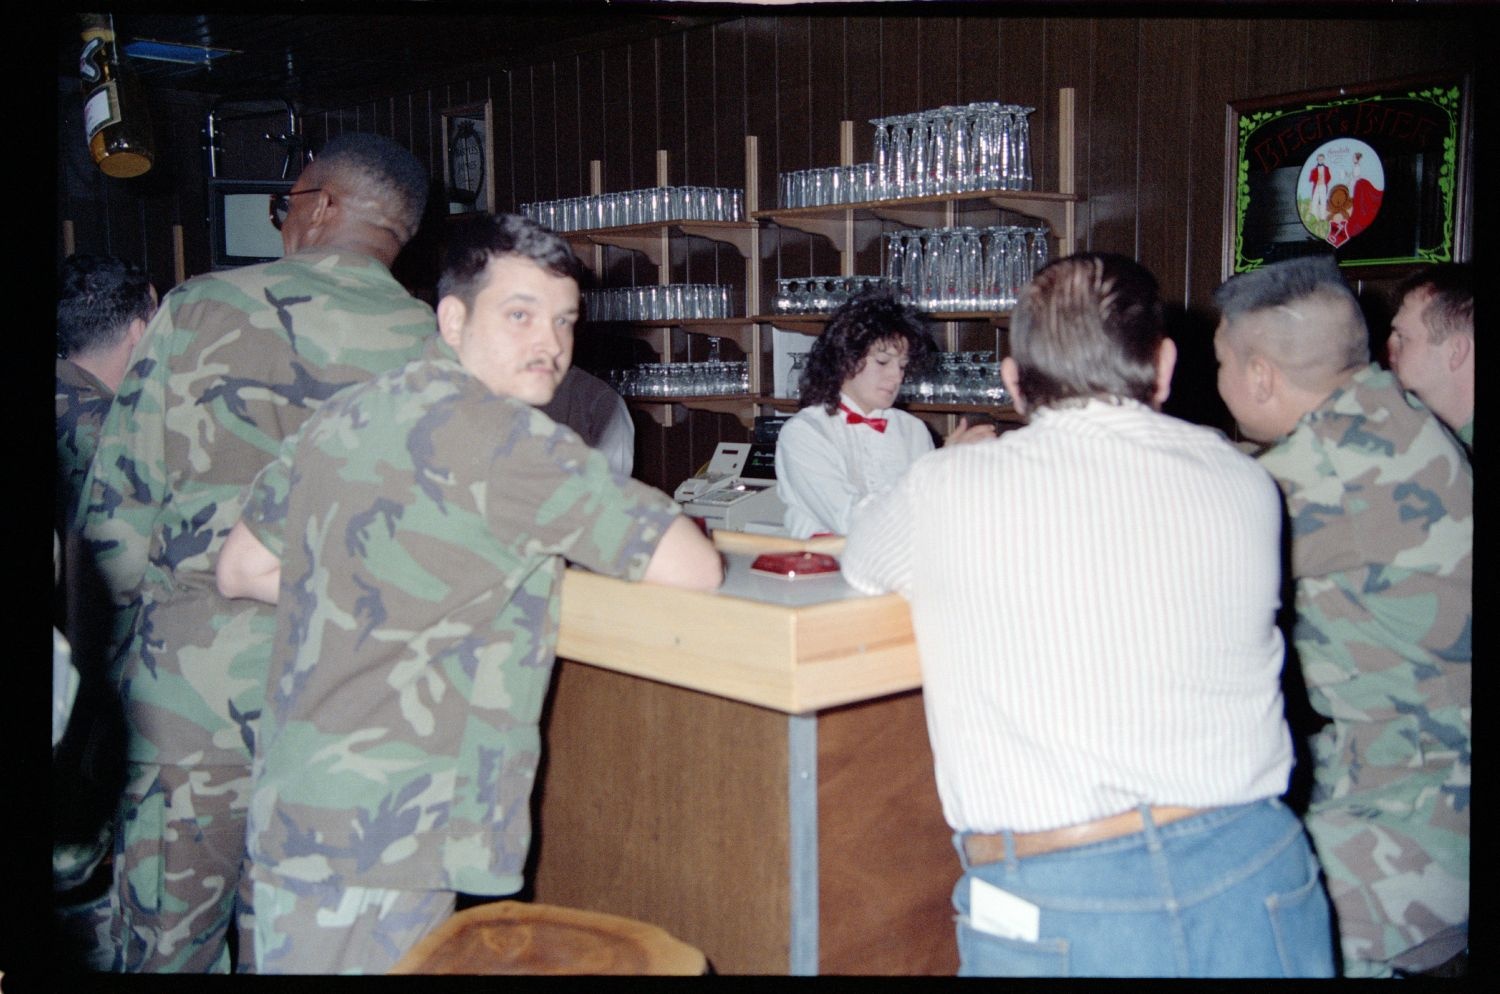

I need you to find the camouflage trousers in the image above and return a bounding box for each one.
[53,832,115,973]
[1305,758,1469,977]
[251,865,456,974]
[111,761,257,973]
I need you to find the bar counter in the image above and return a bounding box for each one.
[530,532,958,974]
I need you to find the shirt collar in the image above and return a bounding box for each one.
[838,393,888,418]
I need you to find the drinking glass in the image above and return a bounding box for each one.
[808,277,833,314]
[900,231,924,303]
[890,115,913,199]
[929,109,951,196]
[920,230,944,310]
[1011,105,1035,190]
[1029,225,1050,282]
[787,352,808,400]
[870,116,893,200]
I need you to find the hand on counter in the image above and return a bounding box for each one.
[944,416,999,447]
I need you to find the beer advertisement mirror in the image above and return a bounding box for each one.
[441,101,493,215]
[1223,74,1471,277]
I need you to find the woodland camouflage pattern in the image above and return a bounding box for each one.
[56,358,114,535]
[1258,364,1471,978]
[240,349,680,922]
[76,248,435,971]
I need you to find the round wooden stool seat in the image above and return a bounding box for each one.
[388,901,709,975]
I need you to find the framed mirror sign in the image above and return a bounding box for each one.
[1224,74,1471,277]
[441,100,494,215]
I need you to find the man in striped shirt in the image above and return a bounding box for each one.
[842,252,1335,978]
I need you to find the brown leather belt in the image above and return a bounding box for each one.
[963,806,1210,866]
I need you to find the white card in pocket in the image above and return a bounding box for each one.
[969,877,1041,942]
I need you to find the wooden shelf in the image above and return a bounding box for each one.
[754,187,1078,256]
[668,395,1020,425]
[576,140,766,406]
[627,394,760,429]
[904,401,1022,421]
[590,318,757,353]
[565,219,760,265]
[756,310,1011,330]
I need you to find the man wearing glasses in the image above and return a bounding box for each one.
[78,132,436,974]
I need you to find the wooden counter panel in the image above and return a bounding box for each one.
[557,569,920,713]
[532,661,793,974]
[816,692,958,975]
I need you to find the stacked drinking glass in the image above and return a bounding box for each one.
[607,361,750,398]
[583,284,734,322]
[778,162,880,209]
[899,352,1012,407]
[882,225,1049,312]
[775,101,1033,208]
[771,275,891,315]
[520,185,744,233]
[871,102,1034,198]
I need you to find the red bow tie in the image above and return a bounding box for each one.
[840,403,888,433]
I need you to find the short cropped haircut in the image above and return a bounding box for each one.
[1009,252,1163,408]
[1212,255,1368,385]
[309,132,429,243]
[57,254,155,359]
[1396,262,1473,343]
[437,213,586,309]
[799,288,935,414]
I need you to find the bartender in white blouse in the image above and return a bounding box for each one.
[776,290,995,538]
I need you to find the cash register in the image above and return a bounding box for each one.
[673,441,788,536]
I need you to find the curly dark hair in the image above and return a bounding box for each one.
[798,289,935,413]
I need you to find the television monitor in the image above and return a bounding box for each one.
[209,179,291,269]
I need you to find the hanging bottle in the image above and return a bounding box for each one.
[79,13,155,178]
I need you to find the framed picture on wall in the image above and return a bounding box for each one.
[1223,73,1471,277]
[441,101,494,215]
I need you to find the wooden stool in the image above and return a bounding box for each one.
[388,901,709,975]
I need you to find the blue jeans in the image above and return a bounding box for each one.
[951,798,1336,977]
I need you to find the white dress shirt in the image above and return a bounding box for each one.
[776,394,934,538]
[842,399,1292,833]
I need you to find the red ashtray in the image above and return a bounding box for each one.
[750,551,841,579]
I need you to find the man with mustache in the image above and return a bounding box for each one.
[214,213,723,974]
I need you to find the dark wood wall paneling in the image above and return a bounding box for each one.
[58,13,1478,492]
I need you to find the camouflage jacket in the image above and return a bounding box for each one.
[56,358,113,535]
[1455,416,1473,458]
[242,344,681,895]
[1258,362,1470,805]
[78,249,436,767]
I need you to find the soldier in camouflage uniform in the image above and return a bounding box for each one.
[1385,263,1474,459]
[214,213,723,974]
[55,254,157,535]
[77,133,437,973]
[53,254,157,971]
[1213,256,1471,978]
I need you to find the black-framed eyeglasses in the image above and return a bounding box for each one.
[269,188,324,231]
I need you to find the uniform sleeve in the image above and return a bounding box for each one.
[240,434,296,560]
[841,467,918,597]
[77,305,176,641]
[776,415,861,537]
[486,411,679,581]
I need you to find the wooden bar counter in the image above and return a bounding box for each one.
[529,533,958,975]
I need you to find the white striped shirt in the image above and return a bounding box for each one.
[842,399,1292,833]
